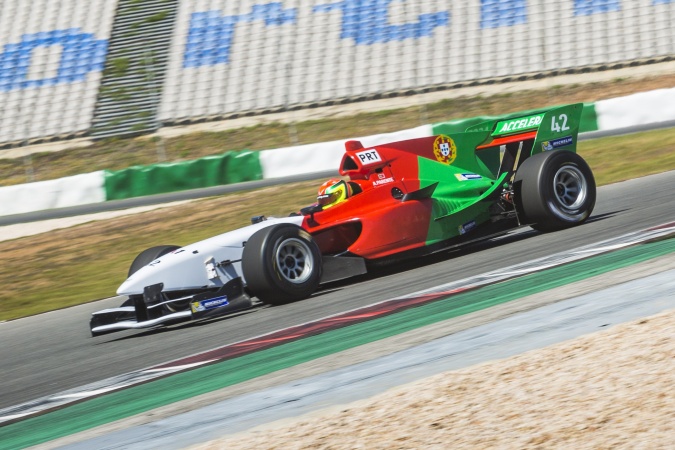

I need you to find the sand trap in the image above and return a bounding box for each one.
[194,308,675,449]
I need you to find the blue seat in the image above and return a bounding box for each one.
[21,79,41,89]
[183,52,199,68]
[41,77,59,87]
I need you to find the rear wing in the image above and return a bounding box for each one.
[467,103,584,156]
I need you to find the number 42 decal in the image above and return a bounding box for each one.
[551,114,570,133]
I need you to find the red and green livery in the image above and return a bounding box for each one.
[297,103,594,261]
[91,104,596,336]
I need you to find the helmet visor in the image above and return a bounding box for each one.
[317,180,348,208]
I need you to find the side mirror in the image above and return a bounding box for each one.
[300,204,323,226]
[300,204,323,216]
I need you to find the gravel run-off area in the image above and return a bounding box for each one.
[193,306,674,450]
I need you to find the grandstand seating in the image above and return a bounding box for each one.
[157,0,675,124]
[0,0,116,145]
[0,0,674,146]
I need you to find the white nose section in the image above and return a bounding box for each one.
[116,216,306,296]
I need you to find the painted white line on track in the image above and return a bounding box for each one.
[143,360,218,373]
[54,386,134,400]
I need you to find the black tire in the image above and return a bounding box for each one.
[128,245,181,277]
[514,150,596,232]
[241,224,322,305]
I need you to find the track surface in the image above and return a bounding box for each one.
[1,170,674,410]
[68,268,675,450]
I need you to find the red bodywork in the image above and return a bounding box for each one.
[300,138,439,260]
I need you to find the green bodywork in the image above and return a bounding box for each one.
[418,104,584,245]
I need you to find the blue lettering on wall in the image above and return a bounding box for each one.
[574,0,621,16]
[480,0,527,29]
[0,28,107,92]
[183,3,297,68]
[312,0,449,45]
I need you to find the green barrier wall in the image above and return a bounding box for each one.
[579,102,599,132]
[431,102,599,135]
[104,150,262,200]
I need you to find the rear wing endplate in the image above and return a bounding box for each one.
[468,103,584,156]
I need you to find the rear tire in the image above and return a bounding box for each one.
[242,224,322,305]
[514,151,596,232]
[128,245,181,277]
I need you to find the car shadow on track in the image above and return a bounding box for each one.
[315,209,622,295]
[98,211,622,342]
[583,210,625,225]
[315,228,540,295]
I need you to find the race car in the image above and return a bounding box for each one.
[90,103,595,336]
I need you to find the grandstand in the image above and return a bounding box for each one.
[0,0,116,145]
[0,0,673,147]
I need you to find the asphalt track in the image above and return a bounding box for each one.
[68,267,675,449]
[0,170,674,413]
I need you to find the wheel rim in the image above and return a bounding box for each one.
[275,238,313,284]
[553,165,587,211]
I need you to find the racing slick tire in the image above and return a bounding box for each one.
[242,224,322,305]
[514,150,596,232]
[127,245,181,277]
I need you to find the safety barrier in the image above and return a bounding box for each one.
[0,171,106,216]
[2,87,673,217]
[104,150,262,200]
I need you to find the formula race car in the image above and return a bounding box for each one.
[90,103,595,336]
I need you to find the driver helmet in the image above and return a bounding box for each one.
[317,178,352,209]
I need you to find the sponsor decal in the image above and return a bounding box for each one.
[455,173,483,181]
[205,258,219,280]
[355,149,382,165]
[373,177,394,186]
[458,220,476,235]
[433,135,457,165]
[469,124,491,133]
[542,135,573,151]
[191,295,229,313]
[493,113,544,136]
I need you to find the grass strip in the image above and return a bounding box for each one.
[2,237,674,448]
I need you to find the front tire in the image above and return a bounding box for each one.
[514,150,596,232]
[128,245,181,277]
[242,224,322,305]
[126,245,183,312]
